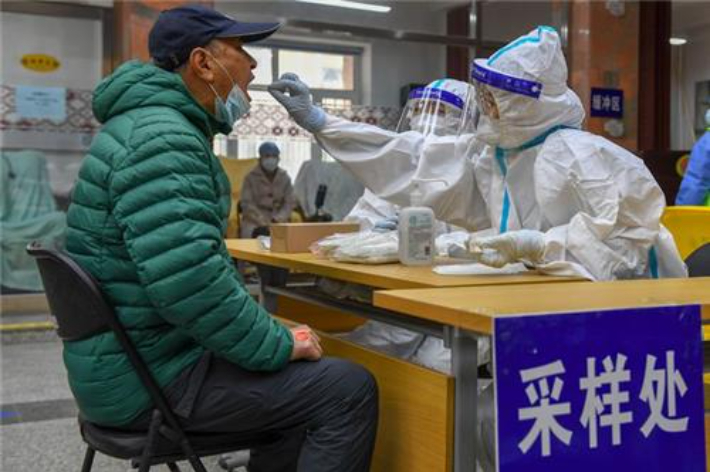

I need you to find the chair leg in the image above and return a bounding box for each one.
[185,456,207,472]
[138,410,163,472]
[166,462,181,472]
[81,447,96,472]
[178,439,208,472]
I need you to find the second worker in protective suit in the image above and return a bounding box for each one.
[270,25,688,471]
[336,78,489,373]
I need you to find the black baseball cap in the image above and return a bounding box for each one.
[149,5,280,71]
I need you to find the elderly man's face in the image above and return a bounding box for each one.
[204,38,257,101]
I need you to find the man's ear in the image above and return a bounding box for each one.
[188,48,215,83]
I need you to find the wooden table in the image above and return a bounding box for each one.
[230,240,710,471]
[375,277,710,471]
[227,239,579,289]
[374,277,710,335]
[228,238,581,472]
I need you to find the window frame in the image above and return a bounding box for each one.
[245,39,363,106]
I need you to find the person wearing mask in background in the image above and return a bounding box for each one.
[270,26,686,282]
[676,109,710,206]
[64,6,378,472]
[271,25,687,471]
[240,141,296,238]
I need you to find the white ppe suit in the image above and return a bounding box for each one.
[315,26,687,472]
[314,28,686,281]
[339,79,490,372]
[270,27,689,471]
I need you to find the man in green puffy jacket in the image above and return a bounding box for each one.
[65,5,377,472]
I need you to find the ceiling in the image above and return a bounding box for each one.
[672,0,710,40]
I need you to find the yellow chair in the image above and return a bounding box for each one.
[217,156,303,238]
[661,206,710,260]
[218,157,258,238]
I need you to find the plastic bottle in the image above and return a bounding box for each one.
[398,182,435,266]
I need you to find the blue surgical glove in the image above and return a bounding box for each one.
[467,230,546,268]
[268,73,327,133]
[373,216,399,232]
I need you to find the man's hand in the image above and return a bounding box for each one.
[268,73,327,133]
[467,230,546,268]
[289,325,323,361]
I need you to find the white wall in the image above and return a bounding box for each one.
[0,12,102,89]
[670,30,710,150]
[216,0,448,107]
[369,39,446,107]
[0,11,103,197]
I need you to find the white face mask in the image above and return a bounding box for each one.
[410,112,460,136]
[261,156,279,173]
[474,115,504,146]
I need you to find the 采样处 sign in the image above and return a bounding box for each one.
[494,305,704,472]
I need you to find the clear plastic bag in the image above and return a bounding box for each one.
[310,230,399,264]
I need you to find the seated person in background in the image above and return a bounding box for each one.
[676,109,710,206]
[240,141,296,237]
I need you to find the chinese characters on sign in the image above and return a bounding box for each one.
[518,351,688,456]
[495,306,703,472]
[590,88,624,119]
[518,360,572,456]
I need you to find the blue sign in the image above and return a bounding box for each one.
[494,305,704,472]
[590,88,624,118]
[16,85,66,121]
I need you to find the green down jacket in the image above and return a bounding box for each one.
[65,61,293,427]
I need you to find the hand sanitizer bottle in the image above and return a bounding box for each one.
[398,182,435,266]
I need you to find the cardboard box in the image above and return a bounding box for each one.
[270,222,360,253]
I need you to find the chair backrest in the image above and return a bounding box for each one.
[218,156,258,238]
[661,206,710,260]
[26,243,185,432]
[27,243,111,341]
[686,243,710,277]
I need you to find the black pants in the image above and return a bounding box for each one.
[129,355,378,472]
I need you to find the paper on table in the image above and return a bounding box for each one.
[432,262,529,276]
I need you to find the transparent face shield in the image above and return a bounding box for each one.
[457,87,480,136]
[396,86,469,137]
[470,59,544,123]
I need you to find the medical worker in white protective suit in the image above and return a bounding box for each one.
[345,79,483,234]
[270,26,686,282]
[323,78,489,371]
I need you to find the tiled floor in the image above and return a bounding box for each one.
[0,332,239,471]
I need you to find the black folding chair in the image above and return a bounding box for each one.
[27,243,274,472]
